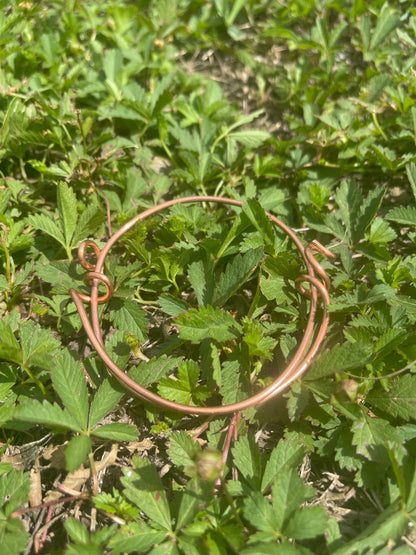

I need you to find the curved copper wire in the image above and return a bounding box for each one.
[70,196,334,415]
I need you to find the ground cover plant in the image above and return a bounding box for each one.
[1,0,416,552]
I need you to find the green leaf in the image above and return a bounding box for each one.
[242,491,278,536]
[306,342,373,380]
[175,306,242,343]
[109,522,167,553]
[36,260,83,290]
[19,321,60,369]
[228,129,270,148]
[406,162,416,202]
[128,356,182,388]
[103,48,123,87]
[352,414,402,461]
[242,199,276,248]
[0,322,21,364]
[242,319,276,360]
[261,440,306,492]
[92,423,138,441]
[331,499,407,555]
[121,458,172,531]
[65,435,92,472]
[108,298,148,342]
[88,379,125,429]
[386,206,416,226]
[176,479,208,530]
[367,374,416,421]
[51,350,89,430]
[0,469,31,516]
[355,186,385,241]
[57,182,77,249]
[168,431,201,470]
[27,213,65,248]
[73,203,105,244]
[232,436,262,489]
[365,217,397,244]
[13,400,82,432]
[366,73,391,103]
[93,489,139,520]
[158,295,189,317]
[373,328,407,358]
[64,517,89,544]
[271,468,309,531]
[158,360,210,405]
[188,257,215,306]
[213,247,263,307]
[220,359,247,404]
[283,505,329,540]
[369,4,401,51]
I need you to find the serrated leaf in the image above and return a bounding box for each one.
[242,491,278,535]
[109,522,167,553]
[73,203,105,244]
[0,322,21,364]
[103,48,123,85]
[88,379,125,429]
[128,356,182,388]
[176,480,208,530]
[188,257,215,306]
[330,500,407,555]
[216,212,252,260]
[367,374,416,421]
[352,414,402,461]
[50,350,89,430]
[158,295,189,317]
[271,467,308,530]
[57,182,77,248]
[175,306,242,343]
[306,342,373,380]
[36,260,83,290]
[386,206,416,226]
[19,321,60,369]
[121,458,172,530]
[366,73,390,103]
[228,129,270,148]
[261,441,306,492]
[355,186,385,242]
[406,163,416,202]
[232,436,262,489]
[213,247,263,307]
[220,359,247,404]
[92,423,138,441]
[93,490,139,520]
[27,213,65,248]
[0,469,31,516]
[365,217,397,244]
[283,505,329,540]
[242,199,276,248]
[13,400,82,432]
[108,298,148,342]
[65,435,92,472]
[64,517,89,544]
[373,328,407,358]
[369,4,401,51]
[158,360,210,405]
[168,431,201,470]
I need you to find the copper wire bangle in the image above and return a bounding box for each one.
[70,196,334,415]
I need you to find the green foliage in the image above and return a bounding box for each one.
[1,0,416,552]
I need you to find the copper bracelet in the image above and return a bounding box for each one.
[70,196,334,415]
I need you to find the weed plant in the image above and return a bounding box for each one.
[1,1,416,553]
